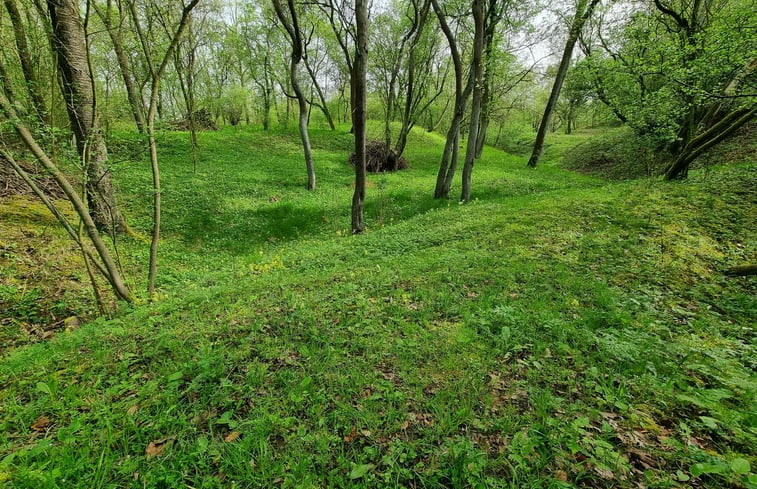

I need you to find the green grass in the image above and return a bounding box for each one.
[0,123,755,488]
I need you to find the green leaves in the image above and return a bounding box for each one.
[690,462,727,477]
[690,458,752,479]
[731,458,751,476]
[349,463,375,479]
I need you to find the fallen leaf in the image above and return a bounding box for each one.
[224,431,240,442]
[400,419,410,430]
[594,464,615,480]
[31,416,51,432]
[127,404,139,416]
[629,449,659,469]
[146,438,168,458]
[344,427,357,443]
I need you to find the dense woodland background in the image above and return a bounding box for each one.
[0,0,755,487]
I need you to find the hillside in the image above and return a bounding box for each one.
[0,125,755,488]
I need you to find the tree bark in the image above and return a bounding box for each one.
[395,0,432,158]
[92,0,146,133]
[475,0,502,158]
[130,0,199,298]
[48,0,127,234]
[527,0,600,168]
[4,0,49,124]
[724,265,757,277]
[174,12,199,173]
[432,0,474,198]
[273,0,316,190]
[460,0,485,202]
[351,0,368,233]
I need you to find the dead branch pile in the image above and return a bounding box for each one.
[171,108,218,131]
[0,154,65,199]
[349,141,409,173]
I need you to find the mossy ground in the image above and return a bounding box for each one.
[0,123,754,488]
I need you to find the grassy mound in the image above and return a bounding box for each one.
[562,128,666,180]
[0,125,754,488]
[563,124,757,181]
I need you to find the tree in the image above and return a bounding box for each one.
[579,0,756,178]
[173,8,202,172]
[527,0,600,168]
[273,0,316,190]
[432,0,474,199]
[4,0,49,125]
[92,0,147,133]
[394,0,446,158]
[315,0,368,232]
[129,0,200,298]
[371,0,428,153]
[460,0,485,202]
[352,0,368,233]
[48,0,128,233]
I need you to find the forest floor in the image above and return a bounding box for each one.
[0,123,755,488]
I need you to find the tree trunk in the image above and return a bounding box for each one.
[395,0,431,159]
[131,0,199,298]
[664,106,756,180]
[724,265,757,277]
[304,56,336,130]
[174,12,199,173]
[460,0,484,203]
[273,0,316,190]
[527,0,599,168]
[48,0,127,234]
[5,0,49,124]
[93,1,146,133]
[475,2,499,159]
[352,0,368,233]
[432,0,474,199]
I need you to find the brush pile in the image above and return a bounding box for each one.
[349,141,409,173]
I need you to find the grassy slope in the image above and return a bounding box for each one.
[0,124,755,488]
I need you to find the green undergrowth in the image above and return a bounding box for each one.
[0,124,754,488]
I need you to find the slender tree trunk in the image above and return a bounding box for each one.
[273,0,316,190]
[5,0,49,124]
[527,0,600,168]
[352,0,368,233]
[263,87,271,130]
[475,4,499,159]
[48,0,127,233]
[432,0,474,198]
[134,0,199,298]
[174,13,199,173]
[395,0,431,158]
[724,264,757,277]
[460,0,484,202]
[0,55,20,103]
[304,56,336,130]
[295,64,315,189]
[384,85,395,150]
[93,1,146,133]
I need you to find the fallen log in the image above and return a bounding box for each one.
[724,264,757,277]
